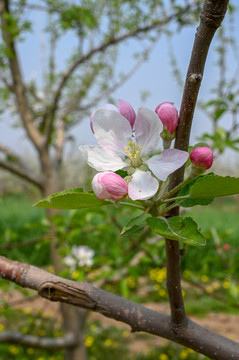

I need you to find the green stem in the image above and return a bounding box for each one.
[161,176,193,202]
[162,195,189,203]
[118,201,144,210]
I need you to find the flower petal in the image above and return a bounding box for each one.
[135,107,163,154]
[146,149,189,181]
[90,104,119,133]
[93,108,132,155]
[118,99,136,128]
[128,169,159,200]
[79,145,127,171]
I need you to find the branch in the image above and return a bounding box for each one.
[0,256,239,360]
[0,0,44,150]
[0,71,14,92]
[72,42,156,116]
[165,0,229,331]
[0,331,77,349]
[0,159,44,190]
[0,233,51,251]
[45,0,201,142]
[0,142,34,171]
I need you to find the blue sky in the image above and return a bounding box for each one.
[0,2,238,167]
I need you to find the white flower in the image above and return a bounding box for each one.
[63,255,76,270]
[72,245,95,267]
[79,106,188,200]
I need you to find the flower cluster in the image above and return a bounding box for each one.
[79,99,189,201]
[64,245,95,270]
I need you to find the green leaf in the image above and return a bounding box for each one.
[147,216,205,246]
[121,213,151,237]
[34,188,110,209]
[178,177,213,207]
[182,174,239,199]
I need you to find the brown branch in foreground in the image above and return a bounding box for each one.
[0,256,239,360]
[165,0,229,331]
[0,331,77,349]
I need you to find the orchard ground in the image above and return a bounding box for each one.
[0,191,239,359]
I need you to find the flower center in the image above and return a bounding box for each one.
[125,141,142,167]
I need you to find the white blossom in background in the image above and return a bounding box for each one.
[64,245,95,269]
[72,245,95,267]
[63,254,76,270]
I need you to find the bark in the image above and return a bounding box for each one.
[0,256,238,360]
[0,331,77,349]
[0,0,44,151]
[165,0,229,333]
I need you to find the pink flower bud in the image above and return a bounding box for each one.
[190,147,213,170]
[92,172,128,200]
[118,99,136,128]
[223,243,230,251]
[155,102,179,134]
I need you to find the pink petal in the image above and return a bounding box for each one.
[135,107,163,155]
[128,169,159,200]
[146,149,189,181]
[93,108,132,156]
[118,99,136,128]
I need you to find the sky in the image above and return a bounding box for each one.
[0,1,239,168]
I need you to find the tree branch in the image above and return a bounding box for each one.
[45,0,201,143]
[0,159,44,190]
[165,0,230,331]
[0,142,34,171]
[0,0,44,150]
[0,331,77,349]
[71,42,156,116]
[0,233,51,251]
[0,255,239,360]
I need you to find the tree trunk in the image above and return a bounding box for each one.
[41,151,88,360]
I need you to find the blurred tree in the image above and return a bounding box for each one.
[0,1,202,359]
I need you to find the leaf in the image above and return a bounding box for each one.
[147,216,205,246]
[178,177,213,207]
[121,213,151,237]
[34,188,110,209]
[183,174,239,199]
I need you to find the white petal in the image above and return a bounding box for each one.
[135,107,163,154]
[79,145,127,171]
[128,169,159,200]
[93,108,132,155]
[146,149,189,181]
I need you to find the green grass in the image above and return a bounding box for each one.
[0,194,50,266]
[181,197,239,278]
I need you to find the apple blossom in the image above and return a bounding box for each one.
[72,245,95,267]
[92,172,128,200]
[190,147,213,170]
[90,99,136,132]
[64,245,95,269]
[79,105,189,201]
